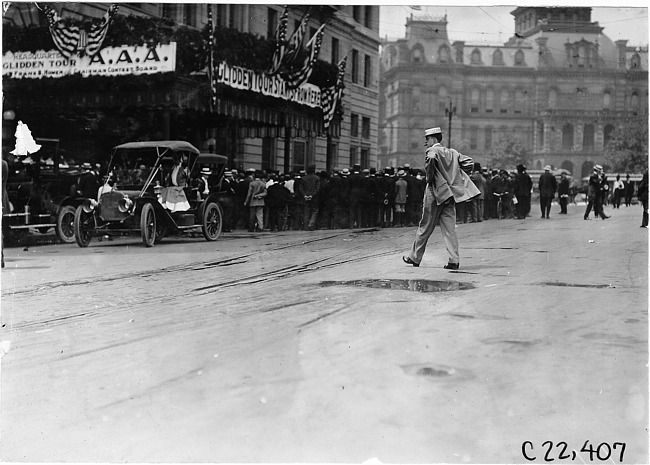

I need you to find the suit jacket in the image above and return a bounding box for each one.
[539,172,557,197]
[425,143,480,205]
[245,179,267,207]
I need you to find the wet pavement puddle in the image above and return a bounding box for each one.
[319,279,475,292]
[540,281,614,289]
[483,337,543,349]
[401,363,473,381]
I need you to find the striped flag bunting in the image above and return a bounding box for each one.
[281,12,310,69]
[282,22,326,90]
[43,4,118,58]
[207,8,216,112]
[267,6,289,75]
[322,56,347,129]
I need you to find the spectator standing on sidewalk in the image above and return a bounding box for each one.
[403,127,479,270]
[300,164,320,231]
[557,172,570,214]
[513,164,532,219]
[244,171,267,232]
[469,163,486,222]
[612,174,624,208]
[639,170,648,228]
[624,174,634,207]
[394,170,408,227]
[538,165,557,219]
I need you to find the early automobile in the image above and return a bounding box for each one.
[73,141,228,247]
[2,138,80,243]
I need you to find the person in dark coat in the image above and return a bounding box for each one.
[469,163,486,222]
[376,169,392,228]
[334,169,350,228]
[513,164,533,219]
[299,164,320,231]
[234,169,253,229]
[639,170,648,228]
[538,165,557,219]
[76,162,99,199]
[317,171,333,229]
[624,173,634,207]
[557,172,570,214]
[584,165,610,220]
[348,167,364,229]
[220,170,237,232]
[266,178,292,231]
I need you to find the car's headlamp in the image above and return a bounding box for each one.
[82,198,99,213]
[118,195,134,213]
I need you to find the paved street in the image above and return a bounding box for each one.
[1,203,647,463]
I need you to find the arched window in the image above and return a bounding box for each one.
[561,160,574,175]
[536,160,542,170]
[471,48,482,64]
[548,89,557,108]
[562,124,574,150]
[486,88,494,113]
[631,53,641,69]
[514,50,525,66]
[578,45,586,67]
[603,91,611,109]
[438,85,448,112]
[603,124,615,147]
[470,88,480,113]
[515,90,525,114]
[412,47,423,63]
[493,49,504,65]
[583,124,594,151]
[438,45,450,63]
[581,161,594,179]
[631,92,639,114]
[388,47,397,67]
[500,89,510,114]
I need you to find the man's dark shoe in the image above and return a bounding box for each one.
[444,262,460,270]
[602,215,611,220]
[402,256,419,267]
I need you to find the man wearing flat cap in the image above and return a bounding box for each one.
[403,126,480,270]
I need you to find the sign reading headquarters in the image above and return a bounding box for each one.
[2,43,177,79]
[216,62,322,109]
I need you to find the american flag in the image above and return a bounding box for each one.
[43,4,118,59]
[281,12,309,69]
[207,8,216,112]
[322,56,347,129]
[267,6,289,75]
[282,22,326,90]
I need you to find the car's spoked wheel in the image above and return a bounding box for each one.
[56,205,76,243]
[140,203,156,247]
[73,206,94,247]
[154,223,167,244]
[201,202,222,241]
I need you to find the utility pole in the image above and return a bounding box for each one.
[445,97,456,149]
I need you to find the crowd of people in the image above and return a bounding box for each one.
[208,161,633,233]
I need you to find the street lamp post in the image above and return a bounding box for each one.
[445,97,456,149]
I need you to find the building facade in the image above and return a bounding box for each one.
[379,7,648,178]
[3,3,380,173]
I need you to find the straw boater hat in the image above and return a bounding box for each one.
[544,165,552,171]
[594,164,603,172]
[424,127,442,137]
[341,168,350,176]
[200,167,212,176]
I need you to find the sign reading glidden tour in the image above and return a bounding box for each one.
[216,62,322,109]
[2,43,177,79]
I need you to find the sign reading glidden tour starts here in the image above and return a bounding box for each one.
[2,43,177,79]
[216,62,322,109]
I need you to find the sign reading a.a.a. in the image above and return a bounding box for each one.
[2,43,177,79]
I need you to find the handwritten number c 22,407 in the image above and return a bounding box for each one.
[521,441,626,462]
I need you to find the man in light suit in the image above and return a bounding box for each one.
[244,171,267,232]
[402,127,480,270]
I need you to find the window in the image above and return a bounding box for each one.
[631,53,641,69]
[162,4,174,19]
[350,113,359,137]
[548,88,557,108]
[353,6,361,23]
[364,6,372,28]
[631,92,639,114]
[470,88,479,113]
[603,91,611,109]
[438,45,450,63]
[229,4,241,30]
[603,124,615,147]
[493,49,504,65]
[267,8,278,39]
[470,127,478,150]
[412,48,422,63]
[562,124,574,150]
[471,48,482,65]
[578,45,586,67]
[364,54,371,87]
[331,37,339,64]
[362,117,370,139]
[500,90,509,113]
[485,127,493,150]
[293,141,306,172]
[438,86,448,112]
[351,49,359,84]
[350,146,358,166]
[583,124,594,151]
[361,148,369,168]
[182,4,196,27]
[216,4,227,27]
[514,50,525,66]
[262,137,275,170]
[515,90,524,114]
[486,89,494,113]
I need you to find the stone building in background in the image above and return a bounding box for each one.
[379,7,648,178]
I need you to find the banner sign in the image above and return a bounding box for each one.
[216,61,321,109]
[2,43,177,79]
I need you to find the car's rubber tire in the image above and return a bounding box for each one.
[73,206,93,247]
[56,205,76,243]
[140,202,156,247]
[201,202,222,241]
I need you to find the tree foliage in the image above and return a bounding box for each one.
[488,136,532,169]
[604,118,649,173]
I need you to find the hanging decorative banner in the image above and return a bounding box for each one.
[2,43,177,79]
[216,61,321,109]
